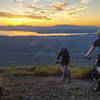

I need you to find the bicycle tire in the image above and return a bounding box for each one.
[62,67,70,83]
[90,76,99,91]
[66,69,70,82]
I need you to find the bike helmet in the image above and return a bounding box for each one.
[60,46,64,51]
[97,29,100,37]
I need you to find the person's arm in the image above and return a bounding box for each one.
[56,52,62,62]
[85,45,96,57]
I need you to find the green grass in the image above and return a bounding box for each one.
[0,65,92,79]
[71,91,89,96]
[69,66,91,79]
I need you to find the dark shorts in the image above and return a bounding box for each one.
[61,61,70,66]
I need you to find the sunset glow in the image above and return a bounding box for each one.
[0,0,100,26]
[0,30,88,36]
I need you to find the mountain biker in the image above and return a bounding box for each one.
[97,54,100,68]
[85,29,100,57]
[56,47,70,74]
[85,29,100,91]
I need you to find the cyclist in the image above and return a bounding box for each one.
[85,29,100,91]
[56,47,70,78]
[85,29,100,57]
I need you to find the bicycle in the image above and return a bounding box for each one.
[86,56,100,91]
[56,61,70,83]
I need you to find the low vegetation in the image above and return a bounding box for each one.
[0,65,92,79]
[0,65,93,99]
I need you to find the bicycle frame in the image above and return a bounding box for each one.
[56,62,70,83]
[62,66,70,82]
[88,57,100,91]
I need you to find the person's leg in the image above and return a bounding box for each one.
[94,71,100,91]
[65,66,70,82]
[60,65,64,80]
[62,65,69,81]
[60,65,64,73]
[97,72,100,91]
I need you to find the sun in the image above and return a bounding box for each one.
[6,17,43,26]
[0,17,41,26]
[8,18,30,26]
[0,17,53,26]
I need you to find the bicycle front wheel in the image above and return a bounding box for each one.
[90,77,99,91]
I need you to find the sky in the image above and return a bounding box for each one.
[0,0,100,26]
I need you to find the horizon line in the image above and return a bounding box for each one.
[0,24,100,27]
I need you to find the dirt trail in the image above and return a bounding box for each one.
[2,76,100,100]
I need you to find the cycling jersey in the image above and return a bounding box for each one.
[57,48,70,65]
[93,38,100,48]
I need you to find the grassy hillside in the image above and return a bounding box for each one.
[0,65,91,79]
[0,65,93,99]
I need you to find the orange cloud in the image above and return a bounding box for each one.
[51,2,67,11]
[0,11,51,20]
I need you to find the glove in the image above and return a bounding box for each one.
[56,60,59,64]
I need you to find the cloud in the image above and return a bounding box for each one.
[27,4,52,17]
[67,0,91,17]
[73,5,87,12]
[51,2,67,11]
[33,0,39,3]
[28,5,42,11]
[0,11,51,20]
[10,0,23,3]
[67,5,87,19]
[81,0,91,4]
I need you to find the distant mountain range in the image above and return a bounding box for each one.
[0,25,100,33]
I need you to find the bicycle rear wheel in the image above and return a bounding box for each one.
[90,77,99,91]
[62,67,70,83]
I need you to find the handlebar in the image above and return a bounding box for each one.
[56,61,60,64]
[84,56,91,60]
[84,56,97,60]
